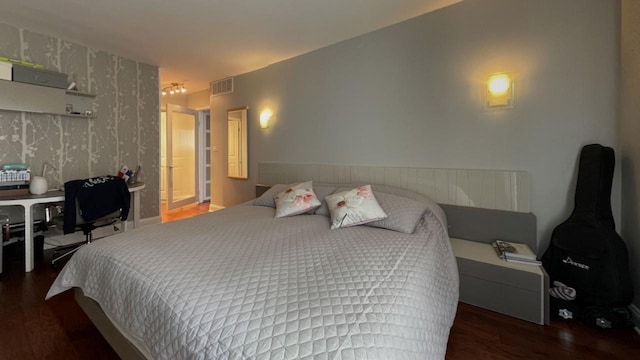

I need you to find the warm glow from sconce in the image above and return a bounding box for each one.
[260,109,272,129]
[486,72,514,109]
[488,74,510,95]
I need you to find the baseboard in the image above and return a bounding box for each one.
[139,216,162,227]
[209,204,225,212]
[124,216,161,230]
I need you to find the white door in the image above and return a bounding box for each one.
[166,104,198,210]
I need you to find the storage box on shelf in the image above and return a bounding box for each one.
[12,65,67,89]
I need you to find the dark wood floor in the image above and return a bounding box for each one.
[1,204,639,359]
[447,300,639,359]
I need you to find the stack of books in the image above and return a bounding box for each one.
[0,166,31,196]
[491,239,541,265]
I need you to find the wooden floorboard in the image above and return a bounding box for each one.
[448,302,640,360]
[1,202,639,359]
[161,201,212,223]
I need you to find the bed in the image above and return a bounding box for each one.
[47,182,459,359]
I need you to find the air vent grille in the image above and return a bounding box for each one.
[210,77,234,96]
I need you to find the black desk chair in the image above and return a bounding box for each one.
[51,175,130,265]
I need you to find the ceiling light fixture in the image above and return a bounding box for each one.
[162,83,186,96]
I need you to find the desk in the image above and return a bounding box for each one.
[0,182,145,272]
[127,182,145,229]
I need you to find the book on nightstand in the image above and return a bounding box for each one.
[491,240,541,265]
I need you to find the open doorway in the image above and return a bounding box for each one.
[161,105,211,219]
[160,104,199,212]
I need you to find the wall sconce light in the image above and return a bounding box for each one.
[161,82,187,96]
[260,109,272,129]
[485,72,513,109]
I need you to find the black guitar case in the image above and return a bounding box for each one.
[542,144,634,327]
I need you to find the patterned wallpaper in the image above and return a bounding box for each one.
[0,22,160,219]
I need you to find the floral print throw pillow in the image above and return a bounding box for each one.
[274,181,322,218]
[325,185,387,229]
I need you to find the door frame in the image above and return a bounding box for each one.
[166,104,199,210]
[198,109,211,202]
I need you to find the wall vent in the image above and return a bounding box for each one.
[210,77,234,96]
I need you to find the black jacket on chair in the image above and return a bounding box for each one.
[63,175,130,234]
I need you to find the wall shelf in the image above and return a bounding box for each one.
[65,90,96,98]
[0,79,97,118]
[64,89,96,117]
[63,113,97,119]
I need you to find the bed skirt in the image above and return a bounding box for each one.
[74,288,148,360]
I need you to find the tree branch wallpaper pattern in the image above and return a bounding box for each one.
[0,22,160,219]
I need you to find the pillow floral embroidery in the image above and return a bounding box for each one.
[274,181,321,218]
[325,185,387,229]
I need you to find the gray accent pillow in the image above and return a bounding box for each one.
[353,184,447,229]
[366,191,429,234]
[315,203,330,216]
[253,184,288,208]
[312,185,337,216]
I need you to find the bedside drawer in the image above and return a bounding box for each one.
[457,257,542,292]
[451,237,549,325]
[459,273,546,324]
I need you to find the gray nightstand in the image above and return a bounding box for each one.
[451,237,549,325]
[255,184,271,198]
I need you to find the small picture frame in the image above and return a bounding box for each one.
[65,104,73,114]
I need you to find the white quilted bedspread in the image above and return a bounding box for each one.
[47,205,459,360]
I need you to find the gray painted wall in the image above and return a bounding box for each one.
[621,0,640,313]
[0,22,160,219]
[210,0,621,254]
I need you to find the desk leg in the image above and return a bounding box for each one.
[132,190,140,229]
[24,204,34,272]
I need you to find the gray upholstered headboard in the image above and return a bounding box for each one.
[441,204,537,252]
